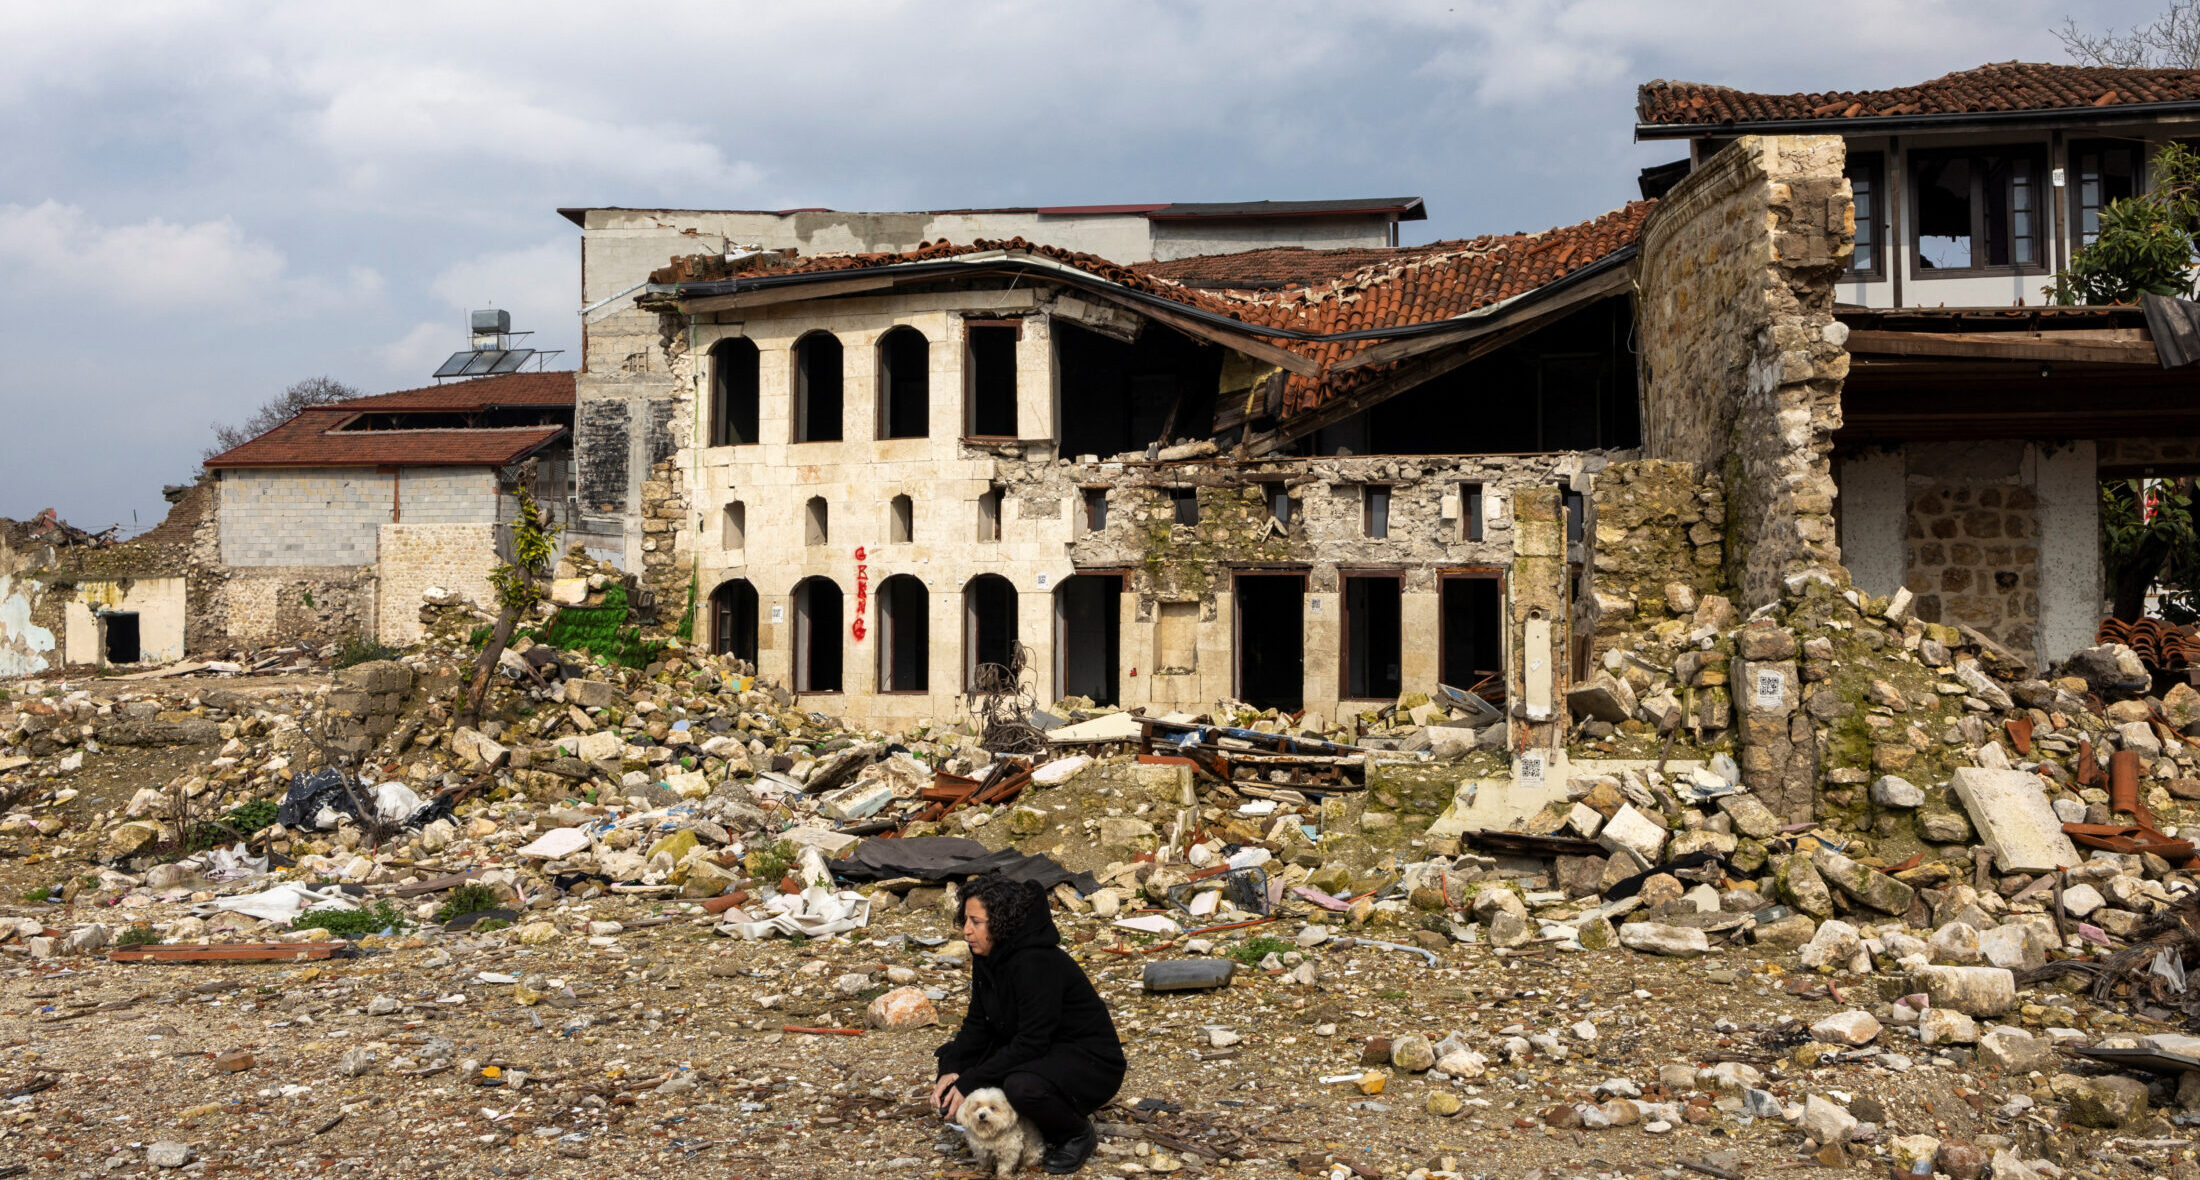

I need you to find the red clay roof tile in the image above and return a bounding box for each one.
[204,371,573,469]
[1638,62,2200,129]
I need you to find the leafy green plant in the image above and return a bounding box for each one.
[333,635,402,668]
[222,799,280,835]
[291,900,410,937]
[462,485,562,728]
[433,882,503,924]
[541,583,667,669]
[20,886,50,902]
[2102,478,2200,622]
[743,838,798,884]
[1223,935,1293,966]
[116,925,159,947]
[2050,142,2200,305]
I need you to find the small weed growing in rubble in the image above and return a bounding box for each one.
[744,839,798,884]
[221,799,280,835]
[333,635,401,668]
[115,926,159,947]
[470,918,511,934]
[434,883,503,924]
[1224,936,1292,966]
[21,886,50,902]
[292,900,410,937]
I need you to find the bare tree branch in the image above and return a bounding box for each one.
[204,375,362,461]
[2057,2,2200,69]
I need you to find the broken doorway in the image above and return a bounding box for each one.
[101,612,140,665]
[792,577,844,693]
[877,574,929,693]
[1055,574,1121,706]
[1235,573,1304,712]
[710,579,758,666]
[964,574,1018,689]
[1440,574,1504,698]
[1342,575,1402,700]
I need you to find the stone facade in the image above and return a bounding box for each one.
[1906,481,2040,654]
[1637,135,1854,609]
[374,524,502,646]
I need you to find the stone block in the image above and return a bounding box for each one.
[1950,768,2078,874]
[1910,965,2016,1017]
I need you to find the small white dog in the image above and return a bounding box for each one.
[958,1086,1045,1178]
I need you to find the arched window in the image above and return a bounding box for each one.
[805,496,829,546]
[710,338,759,446]
[963,573,1018,691]
[877,326,930,439]
[709,579,758,667]
[792,577,843,693]
[876,574,929,692]
[794,332,844,442]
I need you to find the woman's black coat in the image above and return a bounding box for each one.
[934,887,1126,1112]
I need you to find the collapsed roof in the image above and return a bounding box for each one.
[641,202,1653,443]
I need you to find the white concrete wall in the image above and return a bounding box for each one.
[1836,447,1907,598]
[61,576,186,666]
[2035,440,2102,666]
[219,468,393,566]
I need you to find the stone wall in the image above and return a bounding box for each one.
[1588,458,1729,648]
[210,567,377,650]
[1637,135,1853,610]
[375,524,501,646]
[1906,480,2039,655]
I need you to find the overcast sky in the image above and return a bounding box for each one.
[0,0,2145,533]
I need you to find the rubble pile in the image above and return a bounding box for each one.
[11,570,2200,1174]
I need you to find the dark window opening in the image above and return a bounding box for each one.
[792,577,843,693]
[102,612,140,665]
[1440,575,1504,697]
[1263,482,1292,526]
[1170,488,1200,526]
[1054,320,1223,459]
[1234,574,1304,712]
[978,487,1003,542]
[805,496,829,546]
[1304,297,1638,456]
[1343,576,1403,699]
[1914,148,2044,272]
[890,494,913,543]
[2073,139,2142,246]
[877,575,928,693]
[878,327,930,439]
[794,332,844,442]
[1845,153,1884,278]
[1082,487,1109,532]
[1556,484,1585,546]
[1056,574,1121,707]
[710,338,760,446]
[966,324,1019,437]
[709,579,758,666]
[1462,483,1484,541]
[1363,486,1390,538]
[964,574,1018,690]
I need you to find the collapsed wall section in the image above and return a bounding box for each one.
[1637,135,1853,610]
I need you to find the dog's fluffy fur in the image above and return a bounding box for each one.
[958,1087,1045,1177]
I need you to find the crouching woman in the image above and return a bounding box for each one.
[932,874,1125,1174]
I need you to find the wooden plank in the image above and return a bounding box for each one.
[679,275,896,314]
[1845,328,2159,365]
[1123,298,1322,376]
[109,941,351,963]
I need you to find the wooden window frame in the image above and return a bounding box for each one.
[2068,137,2147,249]
[1908,145,2050,277]
[1362,484,1392,539]
[1844,151,1887,281]
[1436,568,1507,695]
[873,574,929,695]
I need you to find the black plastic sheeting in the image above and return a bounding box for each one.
[274,767,452,832]
[831,835,1100,895]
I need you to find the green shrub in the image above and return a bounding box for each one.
[744,838,798,884]
[1224,935,1293,966]
[434,882,503,924]
[20,886,50,902]
[292,900,410,937]
[333,635,402,668]
[116,925,160,947]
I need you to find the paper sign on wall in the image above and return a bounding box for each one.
[1035,572,1050,589]
[770,605,785,624]
[1519,750,1546,785]
[1753,668,1785,709]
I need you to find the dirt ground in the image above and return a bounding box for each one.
[0,875,2146,1180]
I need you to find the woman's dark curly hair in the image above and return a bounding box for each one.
[954,873,1041,946]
